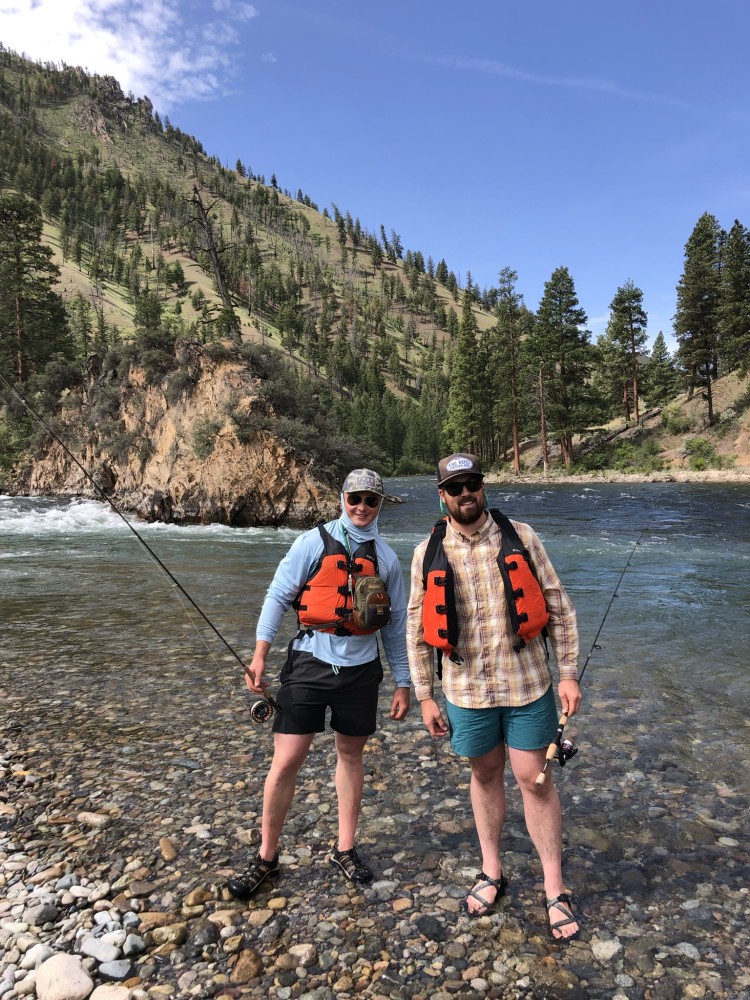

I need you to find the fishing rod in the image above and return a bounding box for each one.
[535,523,650,786]
[1,371,279,718]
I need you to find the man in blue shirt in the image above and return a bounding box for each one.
[228,469,411,900]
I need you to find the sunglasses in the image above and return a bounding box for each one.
[345,493,381,509]
[442,476,484,497]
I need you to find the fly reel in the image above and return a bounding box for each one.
[249,697,280,724]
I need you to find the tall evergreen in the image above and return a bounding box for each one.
[607,279,648,422]
[674,212,722,423]
[0,190,71,383]
[530,267,593,466]
[718,220,750,375]
[491,268,528,474]
[442,293,479,453]
[642,332,679,407]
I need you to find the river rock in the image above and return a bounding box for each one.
[36,954,94,1000]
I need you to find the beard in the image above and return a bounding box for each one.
[447,494,484,525]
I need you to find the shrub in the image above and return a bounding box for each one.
[662,405,694,435]
[192,418,223,459]
[682,437,734,471]
[165,369,197,405]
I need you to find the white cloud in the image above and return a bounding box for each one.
[261,51,277,64]
[0,0,257,111]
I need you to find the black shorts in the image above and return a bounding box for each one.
[272,648,384,737]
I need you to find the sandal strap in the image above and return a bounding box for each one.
[335,847,370,880]
[546,891,572,911]
[232,852,279,893]
[546,892,577,929]
[476,871,508,891]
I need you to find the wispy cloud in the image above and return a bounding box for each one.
[212,0,259,22]
[419,53,695,111]
[0,0,259,111]
[261,51,277,64]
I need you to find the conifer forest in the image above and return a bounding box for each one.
[2,47,749,482]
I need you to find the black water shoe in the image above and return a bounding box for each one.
[227,851,279,900]
[330,846,373,883]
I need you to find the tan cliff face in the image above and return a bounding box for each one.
[21,349,341,528]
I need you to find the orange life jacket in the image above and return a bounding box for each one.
[421,509,549,660]
[294,526,387,636]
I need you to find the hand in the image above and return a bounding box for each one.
[420,698,449,738]
[244,640,272,694]
[389,687,411,720]
[558,679,581,717]
[244,657,268,695]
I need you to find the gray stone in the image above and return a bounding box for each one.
[97,962,132,982]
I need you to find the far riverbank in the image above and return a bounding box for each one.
[484,467,750,486]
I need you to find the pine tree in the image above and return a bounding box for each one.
[0,191,70,382]
[642,332,679,407]
[718,219,750,375]
[491,268,528,474]
[607,280,648,422]
[674,212,722,423]
[530,266,593,466]
[442,293,480,454]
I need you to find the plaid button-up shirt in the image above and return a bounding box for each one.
[407,512,579,708]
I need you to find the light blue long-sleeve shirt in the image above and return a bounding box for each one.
[256,516,411,688]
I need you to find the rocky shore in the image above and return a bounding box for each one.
[2,654,748,1000]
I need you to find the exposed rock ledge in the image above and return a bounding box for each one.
[16,350,341,528]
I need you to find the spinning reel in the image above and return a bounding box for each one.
[555,737,578,767]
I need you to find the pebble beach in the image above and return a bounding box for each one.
[2,652,749,1000]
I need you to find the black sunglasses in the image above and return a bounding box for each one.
[345,493,380,508]
[442,476,484,497]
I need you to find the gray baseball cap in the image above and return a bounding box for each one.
[437,453,483,486]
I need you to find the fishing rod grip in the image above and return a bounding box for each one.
[535,713,568,786]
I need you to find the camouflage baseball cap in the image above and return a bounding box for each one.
[342,468,386,497]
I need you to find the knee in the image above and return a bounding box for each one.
[270,751,307,780]
[471,761,501,788]
[336,745,365,768]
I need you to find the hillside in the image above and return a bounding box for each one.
[2,48,749,525]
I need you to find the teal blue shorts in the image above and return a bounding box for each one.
[445,686,558,758]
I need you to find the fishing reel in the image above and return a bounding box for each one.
[249,697,280,724]
[555,737,578,767]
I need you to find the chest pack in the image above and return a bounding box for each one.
[295,525,391,636]
[421,509,549,660]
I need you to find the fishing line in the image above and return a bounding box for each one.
[0,371,248,677]
[535,522,651,785]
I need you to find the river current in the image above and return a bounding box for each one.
[2,479,749,731]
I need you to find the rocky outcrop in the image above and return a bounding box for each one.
[19,347,341,528]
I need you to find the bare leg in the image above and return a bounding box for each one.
[333,732,369,851]
[466,743,507,913]
[508,746,580,939]
[259,732,314,859]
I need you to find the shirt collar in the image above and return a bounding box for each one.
[446,509,493,542]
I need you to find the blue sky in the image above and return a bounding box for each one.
[2,0,749,348]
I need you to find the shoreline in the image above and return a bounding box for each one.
[484,467,750,486]
[2,665,748,1000]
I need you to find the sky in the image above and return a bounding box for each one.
[1,1,749,348]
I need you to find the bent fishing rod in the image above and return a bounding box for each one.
[535,523,650,786]
[0,372,279,718]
